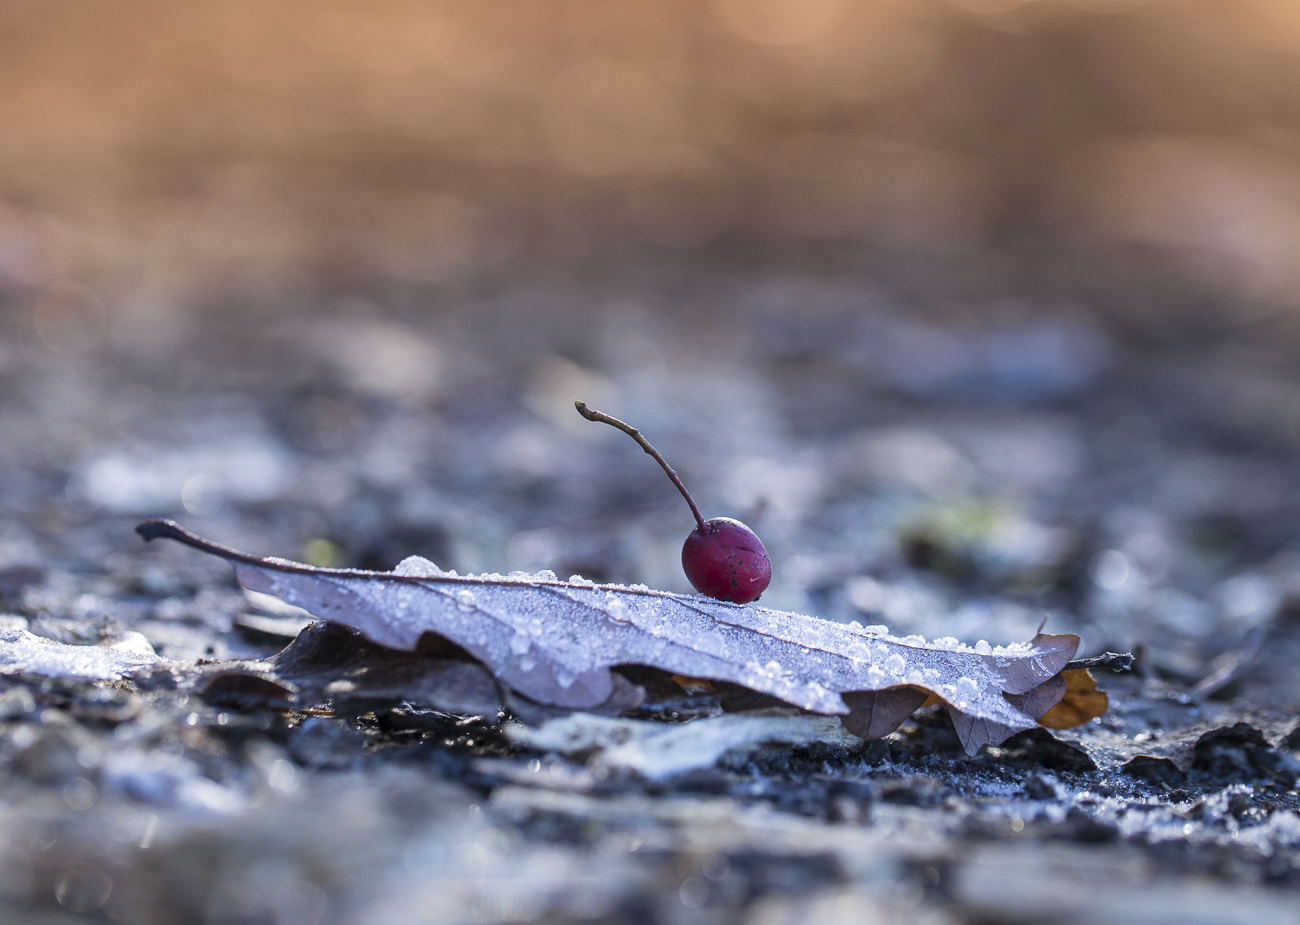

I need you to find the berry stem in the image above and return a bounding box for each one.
[575,400,709,534]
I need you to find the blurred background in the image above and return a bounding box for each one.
[4,0,1300,700]
[7,0,1300,323]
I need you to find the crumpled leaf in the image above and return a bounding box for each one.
[270,620,504,716]
[137,520,1079,755]
[200,671,296,712]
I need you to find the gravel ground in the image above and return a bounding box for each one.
[2,288,1299,925]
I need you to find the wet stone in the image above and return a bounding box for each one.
[287,716,368,769]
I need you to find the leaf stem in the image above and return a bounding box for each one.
[1064,651,1134,673]
[575,400,708,534]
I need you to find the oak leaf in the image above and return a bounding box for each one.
[137,520,1079,755]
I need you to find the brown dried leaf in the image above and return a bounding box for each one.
[1038,668,1108,730]
[841,687,929,740]
[671,674,715,694]
[200,671,295,712]
[272,621,502,716]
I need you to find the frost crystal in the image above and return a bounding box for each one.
[604,594,631,622]
[392,556,444,578]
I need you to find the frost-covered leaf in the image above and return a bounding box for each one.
[137,520,1079,754]
[964,673,1073,751]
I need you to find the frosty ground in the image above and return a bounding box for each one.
[2,289,1299,924]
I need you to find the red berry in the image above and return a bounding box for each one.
[575,401,773,604]
[682,517,771,603]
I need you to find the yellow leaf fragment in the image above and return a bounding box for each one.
[671,674,715,694]
[1038,668,1107,730]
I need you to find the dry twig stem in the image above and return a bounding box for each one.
[575,400,708,534]
[1065,652,1135,673]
